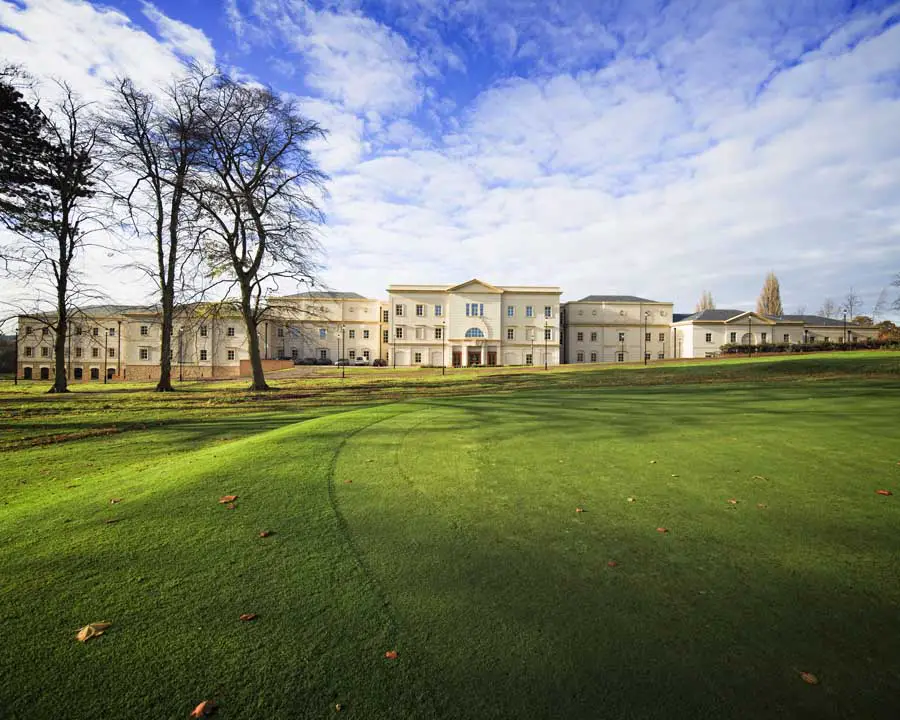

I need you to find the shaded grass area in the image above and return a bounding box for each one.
[1,358,899,718]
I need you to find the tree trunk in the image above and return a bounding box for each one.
[49,280,68,393]
[239,278,268,391]
[156,284,175,391]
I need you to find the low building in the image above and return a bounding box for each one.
[387,279,562,367]
[561,295,675,363]
[672,310,879,358]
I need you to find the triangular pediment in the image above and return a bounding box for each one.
[447,278,503,294]
[724,311,776,325]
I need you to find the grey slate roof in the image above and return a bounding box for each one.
[677,309,746,322]
[577,295,662,303]
[279,291,367,300]
[771,314,851,327]
[677,311,872,327]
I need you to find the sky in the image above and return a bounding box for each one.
[1,0,899,318]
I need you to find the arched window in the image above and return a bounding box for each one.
[464,328,484,338]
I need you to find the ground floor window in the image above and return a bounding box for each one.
[140,348,149,360]
[576,351,584,362]
[645,352,651,361]
[414,352,422,363]
[657,352,665,359]
[590,352,597,362]
[319,349,327,360]
[200,349,208,361]
[363,351,370,360]
[23,367,32,379]
[525,354,533,365]
[40,367,50,380]
[90,368,99,380]
[227,350,235,361]
[349,350,356,359]
[617,352,625,362]
[291,348,298,359]
[74,367,83,379]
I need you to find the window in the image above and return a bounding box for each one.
[200,349,207,361]
[42,327,48,336]
[382,310,389,323]
[525,353,533,365]
[465,328,485,338]
[507,306,514,317]
[544,306,552,318]
[108,327,116,337]
[645,352,651,361]
[227,350,235,360]
[544,328,552,340]
[349,350,356,359]
[526,306,534,318]
[41,347,50,358]
[75,347,82,358]
[824,336,830,342]
[415,327,425,340]
[319,349,327,360]
[659,333,665,342]
[435,305,442,317]
[75,326,82,335]
[25,326,33,335]
[24,346,33,357]
[395,304,404,316]
[139,348,149,360]
[383,330,389,343]
[277,327,284,337]
[199,325,207,337]
[590,352,597,362]
[730,332,737,343]
[435,327,443,340]
[93,328,99,337]
[618,332,625,342]
[645,332,651,342]
[590,332,597,342]
[465,303,484,317]
[576,351,584,362]
[784,334,790,342]
[577,332,584,342]
[319,328,326,339]
[363,351,370,360]
[349,329,356,339]
[108,348,115,358]
[140,325,149,336]
[291,348,298,360]
[74,367,82,379]
[414,352,422,363]
[416,304,425,317]
[227,327,235,337]
[507,328,515,340]
[761,332,767,343]
[705,333,712,343]
[617,352,625,362]
[658,352,665,359]
[395,327,404,339]
[92,348,100,358]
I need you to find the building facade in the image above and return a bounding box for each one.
[387,279,562,367]
[561,295,675,364]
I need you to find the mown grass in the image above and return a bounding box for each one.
[1,354,899,719]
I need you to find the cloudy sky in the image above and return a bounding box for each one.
[2,0,899,317]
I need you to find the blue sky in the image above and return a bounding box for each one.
[2,0,900,317]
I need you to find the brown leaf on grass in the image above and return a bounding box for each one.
[190,700,216,717]
[656,527,668,534]
[75,622,112,642]
[876,489,893,496]
[727,498,738,505]
[218,495,238,504]
[335,704,343,712]
[259,530,273,538]
[757,503,768,509]
[384,650,399,660]
[239,613,257,622]
[109,498,122,504]
[752,475,768,481]
[343,480,353,484]
[627,497,636,503]
[575,507,584,513]
[800,672,819,685]
[607,560,618,567]
[225,503,236,510]
[649,460,657,464]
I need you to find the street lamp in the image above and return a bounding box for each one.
[843,312,847,345]
[442,320,446,376]
[103,329,109,384]
[531,329,535,368]
[14,328,18,386]
[544,320,549,371]
[178,327,184,382]
[747,315,752,358]
[643,310,650,366]
[340,324,346,380]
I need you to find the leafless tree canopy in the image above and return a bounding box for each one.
[755,271,783,316]
[695,289,715,312]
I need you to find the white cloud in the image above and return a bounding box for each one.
[140,2,215,66]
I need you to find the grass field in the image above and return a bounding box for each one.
[1,353,899,719]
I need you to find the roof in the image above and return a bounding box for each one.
[576,295,665,304]
[678,309,746,322]
[770,314,873,327]
[276,291,368,300]
[675,311,874,328]
[672,313,692,322]
[388,280,560,294]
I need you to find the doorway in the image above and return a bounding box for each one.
[90,368,99,380]
[40,367,50,380]
[467,350,481,366]
[452,351,462,368]
[487,351,497,366]
[23,367,32,380]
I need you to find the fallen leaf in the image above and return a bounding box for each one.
[656,527,668,534]
[800,672,819,685]
[239,613,257,622]
[727,498,738,505]
[335,704,343,712]
[671,474,679,478]
[757,503,768,509]
[575,507,584,513]
[218,495,238,504]
[627,497,636,503]
[259,530,273,538]
[752,475,768,481]
[190,700,216,717]
[104,518,123,525]
[384,650,399,660]
[876,489,893,496]
[75,621,112,642]
[109,498,122,504]
[650,460,657,464]
[607,560,618,567]
[225,503,236,510]
[343,480,353,484]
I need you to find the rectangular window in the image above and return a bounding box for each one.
[414,352,422,363]
[140,325,148,336]
[383,330,389,343]
[382,310,389,323]
[590,352,597,362]
[319,328,326,338]
[544,328,552,340]
[75,326,82,335]
[415,327,425,340]
[199,325,207,337]
[435,305,442,317]
[658,352,665,359]
[645,332,651,342]
[824,336,830,342]
[227,349,235,361]
[507,306,514,317]
[363,329,369,339]
[108,348,115,358]
[577,332,584,342]
[617,352,625,362]
[41,347,50,357]
[416,304,424,317]
[363,351,370,360]
[25,326,33,335]
[319,349,327,360]
[108,327,116,337]
[277,327,284,337]
[525,354,533,365]
[544,306,552,318]
[291,348,298,360]
[618,332,625,342]
[730,332,737,343]
[761,332,767,343]
[139,348,149,360]
[25,346,33,357]
[526,306,534,318]
[75,347,82,358]
[435,327,443,340]
[349,350,356,359]
[395,304,404,316]
[42,327,48,336]
[395,327,403,339]
[645,352,651,361]
[227,327,235,337]
[200,349,208,361]
[590,332,597,342]
[576,351,584,362]
[507,328,514,340]
[784,334,790,342]
[349,329,355,339]
[659,333,665,342]
[92,348,100,358]
[93,328,99,337]
[705,333,712,343]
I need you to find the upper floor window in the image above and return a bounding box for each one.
[382,310,389,323]
[590,332,597,342]
[645,332,651,342]
[74,326,82,335]
[434,305,442,317]
[435,327,443,340]
[544,306,552,318]
[227,327,235,337]
[25,326,33,335]
[108,327,116,337]
[526,306,534,318]
[108,348,116,358]
[544,328,552,340]
[577,332,584,342]
[395,327,404,339]
[75,347,82,358]
[416,304,425,317]
[349,329,356,339]
[93,328,99,337]
[319,328,326,339]
[140,325,149,336]
[465,303,484,317]
[199,325,207,337]
[92,347,100,358]
[383,330,389,343]
[618,332,625,342]
[41,346,50,357]
[465,328,484,338]
[277,327,284,337]
[705,333,712,343]
[24,346,33,357]
[363,329,369,339]
[658,333,665,342]
[507,306,514,317]
[507,328,514,340]
[395,304,404,316]
[42,327,49,336]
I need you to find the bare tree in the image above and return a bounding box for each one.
[0,80,103,392]
[102,74,208,391]
[756,271,783,316]
[695,290,715,312]
[892,272,900,312]
[190,71,326,390]
[819,298,837,318]
[795,305,807,315]
[872,288,889,322]
[841,287,862,319]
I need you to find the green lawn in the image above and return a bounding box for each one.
[1,355,899,719]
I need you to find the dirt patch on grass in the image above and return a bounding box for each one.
[3,426,122,450]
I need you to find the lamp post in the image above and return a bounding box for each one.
[747,315,752,358]
[442,320,446,376]
[14,328,18,385]
[103,329,109,384]
[544,321,549,370]
[178,327,184,382]
[843,312,847,345]
[341,324,346,380]
[672,326,677,360]
[531,330,535,367]
[643,310,650,366]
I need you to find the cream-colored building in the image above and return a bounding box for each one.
[387,279,562,367]
[561,295,675,364]
[672,310,880,358]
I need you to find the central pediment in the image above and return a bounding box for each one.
[447,278,503,294]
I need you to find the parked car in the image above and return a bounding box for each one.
[354,357,369,366]
[372,358,387,367]
[334,358,351,366]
